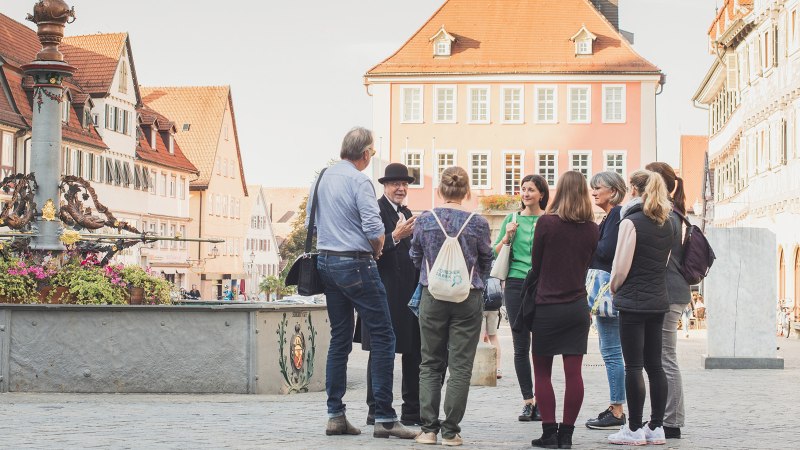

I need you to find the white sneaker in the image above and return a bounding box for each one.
[608,424,647,446]
[644,424,666,445]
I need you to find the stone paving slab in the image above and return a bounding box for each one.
[1,325,799,449]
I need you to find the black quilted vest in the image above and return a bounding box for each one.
[613,204,674,314]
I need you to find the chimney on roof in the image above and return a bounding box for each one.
[591,0,619,30]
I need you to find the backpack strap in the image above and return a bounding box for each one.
[454,211,478,239]
[672,207,692,227]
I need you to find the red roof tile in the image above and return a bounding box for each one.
[367,0,660,77]
[136,106,198,174]
[61,33,128,95]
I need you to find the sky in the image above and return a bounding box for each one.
[3,0,718,187]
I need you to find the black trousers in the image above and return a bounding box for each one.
[505,277,534,400]
[367,349,422,417]
[618,311,668,431]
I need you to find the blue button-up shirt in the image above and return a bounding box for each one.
[306,160,384,252]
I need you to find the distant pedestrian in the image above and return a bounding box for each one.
[607,170,673,446]
[223,287,233,301]
[585,171,628,431]
[681,304,692,338]
[353,162,421,427]
[188,284,201,300]
[310,126,416,439]
[491,174,550,422]
[646,161,691,440]
[525,171,599,449]
[410,166,493,447]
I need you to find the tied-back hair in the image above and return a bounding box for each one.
[629,170,671,225]
[645,162,686,215]
[438,166,471,201]
[546,171,594,222]
[519,174,550,210]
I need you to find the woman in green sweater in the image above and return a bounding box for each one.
[493,174,549,422]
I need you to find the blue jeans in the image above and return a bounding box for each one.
[596,315,626,404]
[317,254,397,422]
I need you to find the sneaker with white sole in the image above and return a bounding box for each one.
[608,424,646,446]
[414,431,437,445]
[643,424,666,445]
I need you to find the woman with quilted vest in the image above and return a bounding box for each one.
[607,170,674,446]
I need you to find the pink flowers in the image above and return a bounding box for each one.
[103,264,127,287]
[6,260,56,280]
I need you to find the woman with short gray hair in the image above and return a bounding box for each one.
[584,171,629,431]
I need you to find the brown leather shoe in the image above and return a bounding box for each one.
[373,421,419,439]
[326,415,361,436]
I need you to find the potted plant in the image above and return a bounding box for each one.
[50,262,126,305]
[479,194,521,211]
[0,259,37,303]
[121,266,172,305]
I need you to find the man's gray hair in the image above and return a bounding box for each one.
[590,171,627,205]
[340,126,374,161]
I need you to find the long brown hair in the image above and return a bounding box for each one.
[629,170,671,225]
[546,171,594,222]
[645,162,686,215]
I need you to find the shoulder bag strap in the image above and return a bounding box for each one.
[305,168,327,253]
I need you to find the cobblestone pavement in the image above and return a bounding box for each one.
[1,324,799,449]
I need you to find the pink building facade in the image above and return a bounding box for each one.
[365,0,662,211]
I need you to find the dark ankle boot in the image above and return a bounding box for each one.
[557,423,574,449]
[531,423,558,448]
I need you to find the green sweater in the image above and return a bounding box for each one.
[493,213,540,280]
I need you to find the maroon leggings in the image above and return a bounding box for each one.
[532,354,585,425]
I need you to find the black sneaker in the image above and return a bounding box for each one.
[585,407,626,430]
[366,414,375,426]
[518,403,542,422]
[664,426,681,439]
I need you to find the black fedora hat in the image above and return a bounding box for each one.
[378,163,415,184]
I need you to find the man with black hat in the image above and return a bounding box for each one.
[355,162,421,426]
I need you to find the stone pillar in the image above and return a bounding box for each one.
[702,228,784,369]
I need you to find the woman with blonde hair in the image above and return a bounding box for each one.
[410,166,493,447]
[522,171,599,449]
[607,170,674,446]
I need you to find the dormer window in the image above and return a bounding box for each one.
[168,134,174,154]
[429,26,455,57]
[150,128,157,149]
[61,98,70,124]
[570,25,597,56]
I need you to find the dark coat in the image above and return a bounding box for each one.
[354,195,420,354]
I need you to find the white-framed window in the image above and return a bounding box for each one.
[602,85,626,123]
[400,86,423,123]
[149,169,156,194]
[159,223,167,249]
[603,151,627,176]
[435,40,451,56]
[435,150,456,185]
[469,151,490,189]
[179,225,186,249]
[169,175,177,197]
[168,136,174,154]
[468,86,490,123]
[94,154,102,182]
[403,150,423,188]
[433,86,456,123]
[169,224,177,249]
[85,152,94,181]
[576,39,592,55]
[569,151,592,179]
[134,165,142,190]
[61,98,70,124]
[536,151,559,188]
[118,59,128,94]
[160,173,167,196]
[535,86,557,123]
[568,86,591,123]
[215,157,221,175]
[71,148,81,177]
[502,151,523,195]
[179,177,186,200]
[502,86,524,124]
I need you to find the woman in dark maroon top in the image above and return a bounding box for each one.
[528,171,599,449]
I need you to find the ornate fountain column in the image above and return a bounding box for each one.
[21,1,76,251]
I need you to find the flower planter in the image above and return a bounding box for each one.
[38,287,71,304]
[128,287,144,305]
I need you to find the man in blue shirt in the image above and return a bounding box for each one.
[310,127,417,440]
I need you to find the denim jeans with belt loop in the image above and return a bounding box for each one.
[317,253,398,422]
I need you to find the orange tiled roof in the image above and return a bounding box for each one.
[708,0,753,42]
[61,33,128,95]
[367,0,660,77]
[679,135,709,214]
[136,105,199,174]
[0,13,40,66]
[140,86,247,194]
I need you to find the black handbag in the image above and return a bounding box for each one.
[483,277,504,311]
[511,269,539,334]
[285,168,327,296]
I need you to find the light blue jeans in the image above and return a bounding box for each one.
[596,315,626,404]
